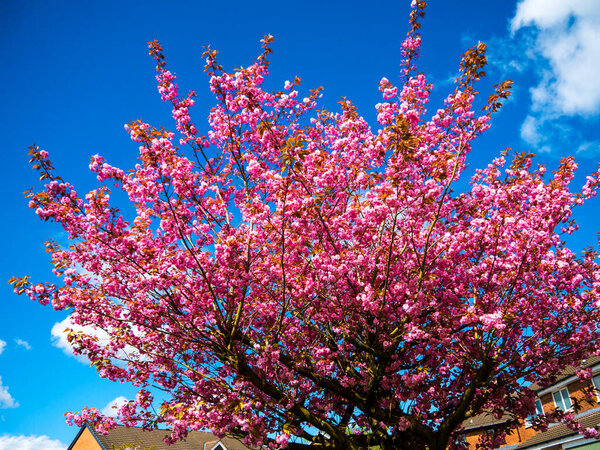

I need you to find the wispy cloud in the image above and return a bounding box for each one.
[0,340,5,356]
[576,141,600,157]
[0,377,18,409]
[0,434,66,450]
[516,113,600,157]
[14,339,31,351]
[101,396,129,417]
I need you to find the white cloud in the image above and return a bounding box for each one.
[520,115,542,147]
[519,115,553,153]
[51,315,145,365]
[14,339,31,351]
[511,0,600,117]
[50,316,91,363]
[0,377,18,409]
[0,340,5,356]
[0,434,66,450]
[101,396,129,417]
[511,0,599,30]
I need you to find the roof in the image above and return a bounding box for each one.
[69,423,253,450]
[516,408,600,449]
[465,355,600,432]
[463,412,514,431]
[529,355,600,391]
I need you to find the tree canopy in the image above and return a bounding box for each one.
[12,2,600,449]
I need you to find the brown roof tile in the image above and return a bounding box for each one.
[463,412,514,431]
[517,409,600,448]
[465,355,600,432]
[81,424,253,450]
[529,355,600,391]
[184,433,253,450]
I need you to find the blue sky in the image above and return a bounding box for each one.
[1,0,599,448]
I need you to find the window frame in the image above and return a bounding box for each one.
[592,373,600,401]
[211,444,227,450]
[525,398,544,427]
[552,387,572,412]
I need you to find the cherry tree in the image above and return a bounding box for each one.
[12,2,600,449]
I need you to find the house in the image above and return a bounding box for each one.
[67,422,252,450]
[464,356,600,449]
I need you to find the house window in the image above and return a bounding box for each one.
[553,388,572,411]
[593,374,600,400]
[526,399,544,427]
[536,399,544,415]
